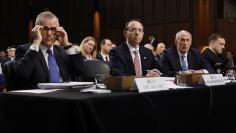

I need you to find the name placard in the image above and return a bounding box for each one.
[133,77,169,92]
[200,74,225,86]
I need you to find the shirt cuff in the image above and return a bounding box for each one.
[29,44,40,52]
[65,45,80,55]
[202,69,209,74]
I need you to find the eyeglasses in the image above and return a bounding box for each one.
[42,26,57,33]
[127,28,144,33]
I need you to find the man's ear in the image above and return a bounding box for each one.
[123,30,127,38]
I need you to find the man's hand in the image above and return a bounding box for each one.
[31,25,43,45]
[57,27,69,46]
[146,69,161,77]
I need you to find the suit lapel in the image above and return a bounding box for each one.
[187,51,194,69]
[139,47,146,75]
[38,49,49,81]
[172,47,182,71]
[123,44,136,75]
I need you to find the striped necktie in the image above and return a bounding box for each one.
[181,55,188,71]
[133,50,142,77]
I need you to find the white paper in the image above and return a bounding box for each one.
[201,74,225,86]
[37,82,94,89]
[80,88,111,94]
[165,81,193,89]
[10,89,62,94]
[134,77,169,92]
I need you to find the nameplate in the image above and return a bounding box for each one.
[133,77,169,92]
[200,74,225,86]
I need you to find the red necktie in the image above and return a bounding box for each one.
[133,50,142,77]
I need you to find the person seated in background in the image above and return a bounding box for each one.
[109,19,162,77]
[79,36,97,60]
[147,34,159,47]
[13,11,84,90]
[226,50,236,68]
[6,45,16,61]
[154,42,166,66]
[202,33,227,74]
[162,30,214,77]
[96,38,112,62]
[0,49,6,59]
[144,43,154,53]
[1,45,16,71]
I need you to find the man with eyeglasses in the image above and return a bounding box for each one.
[202,33,227,74]
[162,30,214,77]
[11,11,84,90]
[109,19,162,77]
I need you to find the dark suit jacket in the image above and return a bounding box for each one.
[202,48,227,73]
[14,43,84,90]
[96,53,104,61]
[109,43,161,76]
[162,46,214,76]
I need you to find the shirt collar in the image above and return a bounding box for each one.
[40,45,54,54]
[209,47,216,54]
[126,41,139,54]
[177,49,187,58]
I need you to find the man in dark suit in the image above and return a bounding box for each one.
[110,19,161,77]
[96,38,112,62]
[13,11,84,90]
[202,33,227,74]
[162,30,214,76]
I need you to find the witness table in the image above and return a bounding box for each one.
[1,84,236,133]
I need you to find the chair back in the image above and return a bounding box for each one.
[82,59,110,82]
[3,61,17,91]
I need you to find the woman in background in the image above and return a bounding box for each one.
[79,36,97,60]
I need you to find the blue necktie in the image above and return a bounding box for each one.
[47,49,60,83]
[181,55,188,71]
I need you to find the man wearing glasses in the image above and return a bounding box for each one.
[12,11,84,90]
[109,19,162,77]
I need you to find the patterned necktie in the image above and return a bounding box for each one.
[47,49,60,83]
[105,56,108,62]
[181,55,188,71]
[133,50,142,77]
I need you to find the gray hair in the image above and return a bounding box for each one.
[35,11,59,26]
[175,30,192,42]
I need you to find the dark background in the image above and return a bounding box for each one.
[0,0,235,53]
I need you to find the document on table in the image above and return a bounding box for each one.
[37,82,94,89]
[10,89,62,94]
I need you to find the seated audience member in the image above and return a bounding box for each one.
[109,19,162,77]
[97,38,112,62]
[0,49,6,59]
[202,33,227,74]
[154,42,166,66]
[13,11,84,90]
[147,34,159,47]
[226,50,236,68]
[79,36,97,60]
[162,30,214,76]
[1,45,17,72]
[6,45,16,61]
[144,43,154,53]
